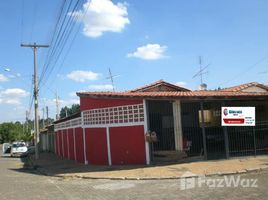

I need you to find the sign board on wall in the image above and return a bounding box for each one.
[221,107,255,126]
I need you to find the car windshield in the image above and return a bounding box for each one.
[12,143,25,148]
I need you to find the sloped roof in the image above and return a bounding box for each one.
[77,81,268,100]
[53,112,81,124]
[130,80,191,92]
[222,82,268,92]
[77,90,268,99]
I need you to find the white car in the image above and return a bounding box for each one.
[11,142,28,157]
[2,143,11,155]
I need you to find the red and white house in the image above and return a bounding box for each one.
[54,98,150,165]
[54,80,268,165]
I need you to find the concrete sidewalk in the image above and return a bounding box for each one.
[28,153,268,180]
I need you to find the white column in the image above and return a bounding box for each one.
[143,99,150,165]
[173,100,183,151]
[83,128,88,164]
[106,127,112,166]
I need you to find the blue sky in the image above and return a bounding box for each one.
[0,0,268,122]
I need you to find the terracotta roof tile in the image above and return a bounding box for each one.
[222,82,268,92]
[130,79,191,92]
[77,90,268,99]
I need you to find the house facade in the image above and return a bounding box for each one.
[53,80,268,165]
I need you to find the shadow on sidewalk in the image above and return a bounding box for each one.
[10,152,202,177]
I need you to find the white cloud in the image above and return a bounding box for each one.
[72,0,130,38]
[67,70,100,82]
[88,84,114,91]
[0,74,8,82]
[0,88,29,105]
[0,88,29,98]
[175,81,187,87]
[127,44,168,60]
[3,99,21,105]
[0,105,27,122]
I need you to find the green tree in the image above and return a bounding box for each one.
[0,122,23,143]
[59,104,80,119]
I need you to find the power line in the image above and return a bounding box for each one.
[39,0,77,84]
[46,2,89,87]
[39,0,85,91]
[219,54,268,86]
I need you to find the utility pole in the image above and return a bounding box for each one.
[46,106,49,126]
[25,111,29,133]
[42,108,45,129]
[21,43,49,159]
[65,107,68,118]
[56,92,60,120]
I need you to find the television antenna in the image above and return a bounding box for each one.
[192,56,210,84]
[106,68,120,91]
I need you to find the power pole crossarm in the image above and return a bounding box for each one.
[21,44,49,48]
[21,43,49,160]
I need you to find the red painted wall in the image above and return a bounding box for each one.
[74,128,85,163]
[85,128,108,165]
[80,97,142,111]
[63,129,68,159]
[109,126,146,165]
[68,129,75,160]
[58,130,63,157]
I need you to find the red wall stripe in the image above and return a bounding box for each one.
[80,97,142,111]
[58,131,63,157]
[63,129,68,159]
[68,129,75,160]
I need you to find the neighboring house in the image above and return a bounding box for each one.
[221,82,268,93]
[53,80,268,165]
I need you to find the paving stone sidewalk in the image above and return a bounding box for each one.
[27,153,268,180]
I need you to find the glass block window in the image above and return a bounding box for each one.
[83,104,144,126]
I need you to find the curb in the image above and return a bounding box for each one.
[31,166,268,181]
[26,156,268,181]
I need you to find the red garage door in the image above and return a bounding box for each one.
[74,128,85,163]
[109,126,146,165]
[68,129,75,160]
[85,128,108,165]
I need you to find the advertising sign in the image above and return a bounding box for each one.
[221,107,255,126]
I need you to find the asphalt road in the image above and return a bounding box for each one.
[0,151,268,200]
